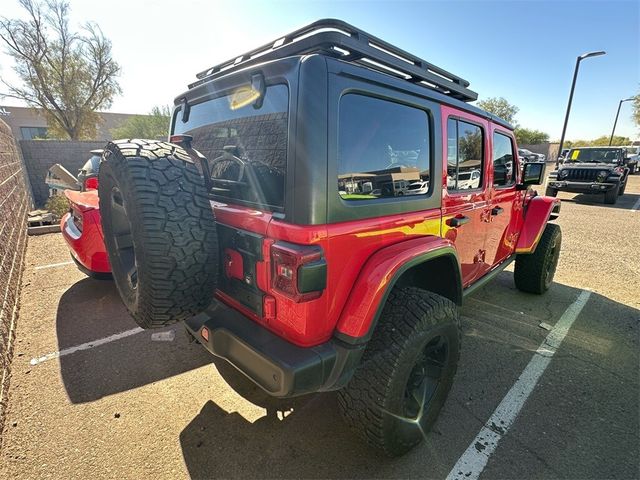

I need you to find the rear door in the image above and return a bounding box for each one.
[441,107,491,287]
[484,125,525,267]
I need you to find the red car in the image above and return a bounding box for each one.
[53,150,111,278]
[76,21,563,456]
[61,189,111,278]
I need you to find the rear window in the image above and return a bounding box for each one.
[173,84,289,210]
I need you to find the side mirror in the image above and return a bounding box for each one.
[517,162,545,189]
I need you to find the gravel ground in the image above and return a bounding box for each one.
[1,175,638,479]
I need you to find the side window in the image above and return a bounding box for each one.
[338,94,430,200]
[492,132,516,187]
[447,118,484,191]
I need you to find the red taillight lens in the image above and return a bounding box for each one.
[271,242,326,303]
[84,177,99,190]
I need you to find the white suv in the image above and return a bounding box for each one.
[405,180,429,195]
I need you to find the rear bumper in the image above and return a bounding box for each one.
[61,211,111,274]
[547,180,618,193]
[184,299,364,397]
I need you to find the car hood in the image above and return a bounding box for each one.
[560,162,616,170]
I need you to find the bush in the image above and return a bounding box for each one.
[45,194,70,219]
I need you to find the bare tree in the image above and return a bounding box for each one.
[0,0,121,139]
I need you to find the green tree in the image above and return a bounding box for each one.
[458,128,482,161]
[477,97,519,124]
[111,106,171,139]
[632,94,640,128]
[514,128,549,145]
[563,135,631,148]
[590,135,631,146]
[0,0,121,139]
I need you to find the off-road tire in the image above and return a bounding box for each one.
[338,288,460,457]
[604,184,619,204]
[545,186,557,197]
[99,139,218,329]
[514,223,561,294]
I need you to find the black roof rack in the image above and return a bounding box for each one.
[190,19,478,102]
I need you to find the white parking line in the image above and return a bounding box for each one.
[35,260,74,270]
[30,327,143,365]
[631,197,640,212]
[446,289,591,480]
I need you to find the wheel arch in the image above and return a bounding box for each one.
[516,195,561,254]
[335,236,462,344]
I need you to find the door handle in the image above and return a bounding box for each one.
[491,206,504,216]
[447,215,470,227]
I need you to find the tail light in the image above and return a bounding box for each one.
[271,242,326,302]
[83,176,99,190]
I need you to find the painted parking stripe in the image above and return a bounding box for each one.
[35,260,74,270]
[446,289,591,480]
[631,197,640,212]
[30,327,143,365]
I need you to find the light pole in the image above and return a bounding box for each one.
[556,51,606,166]
[609,97,634,146]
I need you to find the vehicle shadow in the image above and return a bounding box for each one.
[558,192,640,210]
[179,359,396,479]
[179,274,640,479]
[56,277,213,403]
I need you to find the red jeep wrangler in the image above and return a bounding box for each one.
[98,20,561,456]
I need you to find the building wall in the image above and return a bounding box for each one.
[19,140,106,206]
[0,105,142,141]
[0,119,30,431]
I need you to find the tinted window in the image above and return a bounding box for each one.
[338,94,430,200]
[447,119,483,191]
[493,132,516,187]
[20,126,48,140]
[566,148,621,163]
[173,84,289,210]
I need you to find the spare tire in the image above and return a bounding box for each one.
[98,139,218,329]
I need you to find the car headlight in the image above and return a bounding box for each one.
[557,170,567,179]
[597,170,609,182]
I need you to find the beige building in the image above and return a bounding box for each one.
[0,105,138,141]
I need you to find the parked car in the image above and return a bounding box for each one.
[558,148,570,162]
[518,148,538,162]
[456,169,481,189]
[518,148,545,163]
[405,180,429,195]
[47,150,111,278]
[92,20,560,456]
[621,145,639,174]
[547,146,629,204]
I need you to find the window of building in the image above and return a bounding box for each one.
[493,132,516,187]
[20,127,48,140]
[447,118,484,191]
[338,94,430,200]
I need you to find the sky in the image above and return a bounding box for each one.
[0,0,638,141]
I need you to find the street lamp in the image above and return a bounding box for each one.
[609,97,634,146]
[556,50,606,166]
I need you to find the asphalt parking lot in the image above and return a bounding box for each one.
[1,174,639,479]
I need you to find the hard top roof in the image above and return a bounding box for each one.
[191,19,477,102]
[185,19,514,130]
